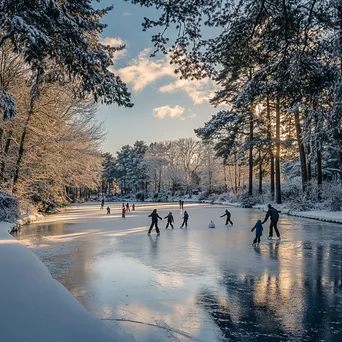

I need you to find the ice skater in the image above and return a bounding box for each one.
[262,204,280,239]
[148,209,162,236]
[180,211,189,228]
[126,203,130,212]
[164,212,174,229]
[106,206,110,215]
[132,204,135,211]
[221,209,233,225]
[101,198,104,209]
[181,201,184,209]
[179,200,182,209]
[251,219,263,245]
[122,206,126,218]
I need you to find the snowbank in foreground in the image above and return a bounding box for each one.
[0,223,134,342]
[287,210,342,224]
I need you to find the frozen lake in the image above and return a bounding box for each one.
[16,203,342,341]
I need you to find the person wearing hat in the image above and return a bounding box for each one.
[164,212,174,229]
[262,204,280,239]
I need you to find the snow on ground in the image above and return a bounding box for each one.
[0,221,134,342]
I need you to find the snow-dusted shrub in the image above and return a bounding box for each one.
[0,191,19,222]
[136,192,145,201]
[281,177,302,202]
[322,182,342,211]
[238,192,258,208]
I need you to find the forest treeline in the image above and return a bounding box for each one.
[124,0,342,209]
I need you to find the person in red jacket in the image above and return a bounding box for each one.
[122,206,126,218]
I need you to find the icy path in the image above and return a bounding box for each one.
[16,203,342,342]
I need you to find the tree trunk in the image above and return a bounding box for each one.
[0,130,12,179]
[307,144,312,182]
[266,97,275,199]
[294,108,308,191]
[248,111,254,196]
[275,98,281,204]
[317,145,322,201]
[13,113,31,188]
[259,150,262,194]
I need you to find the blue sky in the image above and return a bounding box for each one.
[97,0,220,154]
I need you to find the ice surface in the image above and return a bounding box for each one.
[0,221,134,341]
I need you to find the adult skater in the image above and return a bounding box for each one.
[148,209,162,236]
[179,200,182,209]
[126,203,130,212]
[262,204,280,239]
[181,201,184,209]
[221,209,233,225]
[251,219,263,245]
[106,206,110,215]
[180,211,189,228]
[101,198,104,209]
[164,212,174,229]
[132,204,135,211]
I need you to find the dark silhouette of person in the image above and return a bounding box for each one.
[164,212,174,229]
[180,211,189,228]
[101,198,104,209]
[251,219,263,245]
[179,200,182,209]
[220,209,233,225]
[126,203,130,212]
[132,204,135,211]
[262,204,280,239]
[122,206,126,218]
[148,209,162,236]
[181,201,184,209]
[106,206,110,215]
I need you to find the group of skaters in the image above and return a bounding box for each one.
[148,209,189,236]
[100,199,136,217]
[147,203,281,244]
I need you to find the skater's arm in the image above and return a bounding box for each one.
[262,211,270,224]
[251,225,256,232]
[220,214,226,218]
[157,215,162,220]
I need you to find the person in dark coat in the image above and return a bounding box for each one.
[101,198,104,209]
[106,206,110,215]
[132,204,135,211]
[126,203,130,212]
[251,219,263,245]
[220,209,233,225]
[148,209,162,236]
[181,201,184,209]
[262,204,280,239]
[164,212,174,229]
[179,200,182,209]
[180,211,189,228]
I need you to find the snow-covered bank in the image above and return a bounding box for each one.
[0,222,133,342]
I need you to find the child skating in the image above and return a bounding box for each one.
[122,206,126,218]
[251,219,263,245]
[180,211,189,228]
[221,209,233,225]
[106,206,110,214]
[148,209,162,236]
[164,212,174,229]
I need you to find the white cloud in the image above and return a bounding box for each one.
[153,105,185,119]
[116,49,175,92]
[123,12,132,16]
[159,78,216,105]
[99,37,127,61]
[115,49,219,105]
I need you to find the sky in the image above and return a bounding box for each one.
[96,0,222,155]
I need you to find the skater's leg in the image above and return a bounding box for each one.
[225,218,228,225]
[166,222,169,229]
[229,219,233,225]
[268,222,274,238]
[156,223,160,235]
[171,223,174,229]
[258,236,261,243]
[253,236,258,244]
[148,223,154,234]
[274,221,280,238]
[185,220,187,228]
